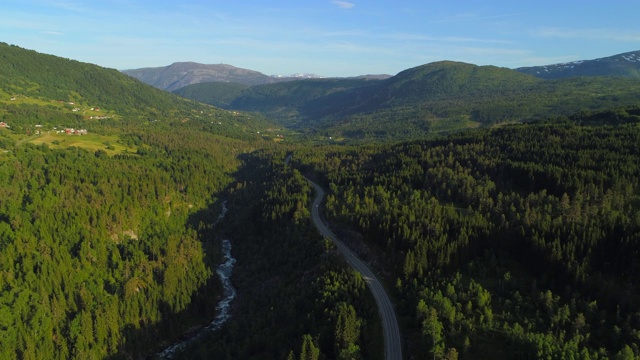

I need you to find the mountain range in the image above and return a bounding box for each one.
[117,50,640,141]
[122,62,303,91]
[123,50,640,93]
[171,59,640,141]
[121,62,390,92]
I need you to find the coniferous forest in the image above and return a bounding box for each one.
[1,42,640,359]
[292,114,640,359]
[0,126,246,359]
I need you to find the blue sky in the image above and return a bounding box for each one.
[2,0,640,77]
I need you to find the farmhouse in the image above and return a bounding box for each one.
[64,128,88,135]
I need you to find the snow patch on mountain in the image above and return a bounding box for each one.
[271,73,323,79]
[516,50,640,79]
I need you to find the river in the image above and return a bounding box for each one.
[156,201,236,359]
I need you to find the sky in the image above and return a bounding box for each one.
[1,0,640,77]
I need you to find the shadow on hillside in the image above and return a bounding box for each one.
[106,151,272,360]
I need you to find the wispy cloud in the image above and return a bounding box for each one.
[534,27,640,42]
[40,0,88,13]
[383,32,514,45]
[331,1,355,9]
[432,12,520,25]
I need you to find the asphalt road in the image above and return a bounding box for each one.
[307,178,403,360]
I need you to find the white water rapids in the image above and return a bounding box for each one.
[157,201,236,359]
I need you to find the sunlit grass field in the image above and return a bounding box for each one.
[29,132,136,155]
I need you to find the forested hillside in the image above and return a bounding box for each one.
[0,43,186,119]
[0,126,255,359]
[293,109,640,359]
[0,42,274,139]
[173,82,249,109]
[227,77,381,129]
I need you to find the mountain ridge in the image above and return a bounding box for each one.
[122,62,280,91]
[516,50,640,79]
[122,62,389,92]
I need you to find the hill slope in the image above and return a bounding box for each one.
[0,43,188,117]
[0,42,274,138]
[228,77,382,127]
[172,81,249,109]
[516,50,640,79]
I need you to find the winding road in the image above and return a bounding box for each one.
[307,179,403,360]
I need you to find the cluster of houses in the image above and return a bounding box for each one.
[0,122,88,135]
[56,128,88,135]
[2,97,103,136]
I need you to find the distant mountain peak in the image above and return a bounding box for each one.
[122,62,276,91]
[123,63,333,91]
[516,50,640,79]
[123,62,392,91]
